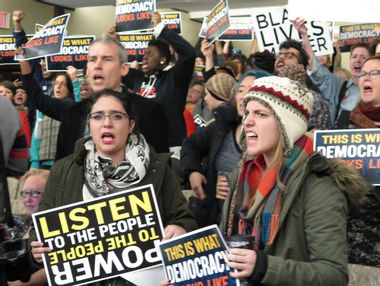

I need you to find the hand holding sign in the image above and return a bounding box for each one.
[151,11,161,27]
[291,17,308,37]
[12,10,24,24]
[31,240,52,264]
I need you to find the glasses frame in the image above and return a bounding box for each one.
[87,111,129,122]
[20,189,43,198]
[357,70,380,80]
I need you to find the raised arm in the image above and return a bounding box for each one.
[291,17,314,70]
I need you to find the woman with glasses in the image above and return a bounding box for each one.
[334,56,380,282]
[28,89,196,286]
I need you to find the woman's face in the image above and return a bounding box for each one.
[53,75,70,99]
[142,45,164,75]
[89,96,135,165]
[359,59,380,107]
[14,88,27,106]
[236,76,256,117]
[243,100,280,165]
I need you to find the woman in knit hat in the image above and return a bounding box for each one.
[220,76,369,285]
[181,71,270,228]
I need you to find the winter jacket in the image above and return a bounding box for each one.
[220,152,369,286]
[181,103,241,227]
[122,26,195,147]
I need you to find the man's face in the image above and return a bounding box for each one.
[21,175,46,215]
[275,47,302,72]
[87,42,129,92]
[350,47,370,80]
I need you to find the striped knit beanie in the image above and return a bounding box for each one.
[243,76,314,155]
[205,73,236,103]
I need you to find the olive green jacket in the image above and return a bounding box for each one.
[220,152,369,286]
[29,138,197,275]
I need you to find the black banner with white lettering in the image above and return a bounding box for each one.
[206,0,231,45]
[46,36,95,71]
[32,184,164,286]
[116,0,155,33]
[118,33,153,63]
[15,14,69,60]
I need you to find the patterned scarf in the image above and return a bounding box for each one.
[237,135,313,249]
[350,102,380,128]
[83,133,150,198]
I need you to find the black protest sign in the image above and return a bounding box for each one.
[46,36,95,72]
[339,23,380,53]
[159,225,239,286]
[252,6,333,56]
[116,0,155,33]
[219,16,253,41]
[161,12,182,34]
[15,14,69,60]
[119,33,153,63]
[0,34,33,65]
[32,184,164,286]
[206,0,231,45]
[314,129,380,186]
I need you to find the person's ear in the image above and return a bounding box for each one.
[121,62,129,76]
[129,119,135,133]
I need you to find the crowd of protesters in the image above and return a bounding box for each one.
[1,8,380,286]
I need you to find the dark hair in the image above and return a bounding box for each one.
[369,39,380,56]
[349,43,370,57]
[247,50,276,73]
[279,39,309,68]
[148,38,172,65]
[0,80,16,95]
[89,89,136,121]
[53,72,74,99]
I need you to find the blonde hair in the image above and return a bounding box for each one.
[18,169,49,191]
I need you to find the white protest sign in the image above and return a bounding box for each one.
[251,6,333,56]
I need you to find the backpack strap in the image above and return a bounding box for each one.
[335,80,348,122]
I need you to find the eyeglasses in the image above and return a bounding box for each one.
[20,189,42,198]
[357,70,380,80]
[79,76,88,85]
[88,111,129,122]
[275,52,299,61]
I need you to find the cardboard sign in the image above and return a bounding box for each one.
[219,16,254,41]
[118,33,153,63]
[161,12,182,34]
[339,23,380,53]
[32,184,164,286]
[314,129,380,186]
[46,35,95,72]
[159,225,240,286]
[15,14,70,60]
[0,34,33,65]
[116,0,155,33]
[251,6,333,56]
[206,0,231,45]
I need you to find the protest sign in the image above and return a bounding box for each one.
[15,14,69,61]
[339,23,380,53]
[159,225,239,286]
[161,12,182,34]
[314,129,380,185]
[32,184,164,286]
[206,0,231,45]
[116,0,155,33]
[46,35,95,72]
[0,34,33,65]
[251,6,333,56]
[198,17,207,38]
[118,33,153,63]
[219,17,253,41]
